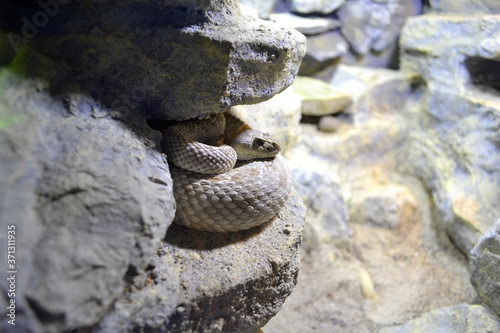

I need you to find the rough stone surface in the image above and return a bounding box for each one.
[0,70,173,332]
[293,76,352,115]
[299,31,349,76]
[0,0,306,121]
[93,189,306,333]
[349,183,419,229]
[290,0,345,15]
[400,15,500,90]
[286,146,351,248]
[338,0,421,56]
[470,220,500,318]
[380,304,500,333]
[399,14,500,257]
[428,0,500,14]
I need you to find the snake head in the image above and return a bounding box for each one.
[253,136,280,155]
[226,129,281,160]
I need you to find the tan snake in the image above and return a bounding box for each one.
[162,113,292,232]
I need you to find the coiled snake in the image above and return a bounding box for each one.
[163,113,292,232]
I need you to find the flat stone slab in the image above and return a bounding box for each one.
[289,0,345,15]
[270,12,341,35]
[293,76,352,116]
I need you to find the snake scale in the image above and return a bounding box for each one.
[162,112,292,232]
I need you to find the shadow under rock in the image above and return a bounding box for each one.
[163,219,273,251]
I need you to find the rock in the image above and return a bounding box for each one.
[329,65,417,105]
[289,0,345,15]
[299,31,349,76]
[358,267,377,300]
[266,172,477,332]
[286,67,417,247]
[317,115,352,132]
[293,76,352,116]
[339,41,400,71]
[338,0,421,55]
[1,0,306,121]
[298,118,406,168]
[93,189,306,333]
[400,15,500,91]
[399,14,500,256]
[230,86,302,153]
[447,197,484,258]
[264,59,492,331]
[240,0,279,18]
[349,184,419,229]
[470,220,500,318]
[428,0,500,14]
[270,13,341,36]
[380,304,500,333]
[0,70,173,332]
[286,147,351,247]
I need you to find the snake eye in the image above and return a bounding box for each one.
[254,138,265,147]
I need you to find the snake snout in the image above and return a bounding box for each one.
[268,141,281,153]
[253,137,281,155]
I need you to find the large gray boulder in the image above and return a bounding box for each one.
[0,70,173,332]
[1,0,306,121]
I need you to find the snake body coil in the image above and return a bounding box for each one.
[163,113,292,232]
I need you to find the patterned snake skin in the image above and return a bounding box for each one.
[163,113,292,232]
